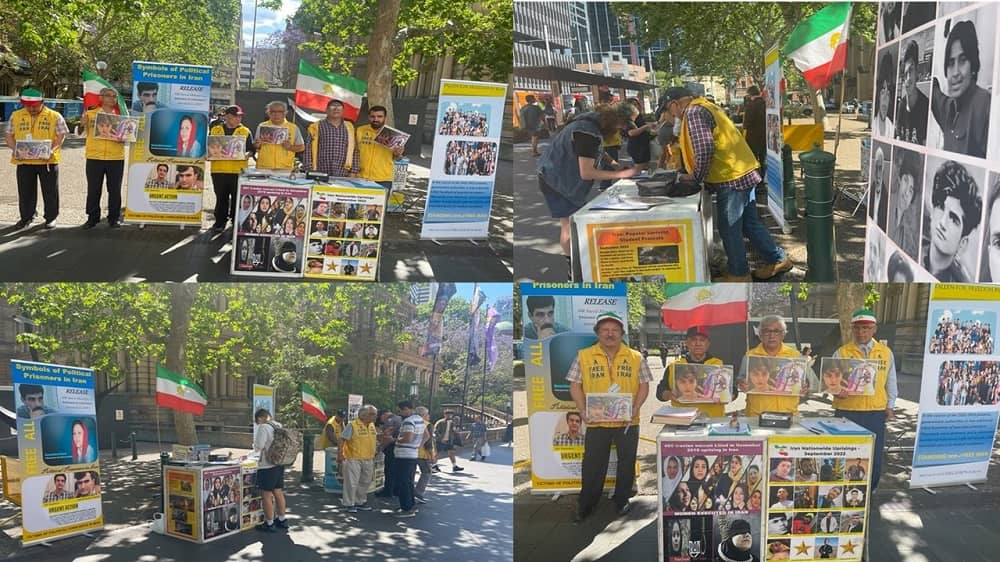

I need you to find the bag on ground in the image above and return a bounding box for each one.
[481,442,491,457]
[266,422,302,466]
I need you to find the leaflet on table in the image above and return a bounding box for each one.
[818,358,877,395]
[764,434,873,562]
[745,357,808,395]
[231,182,311,278]
[304,181,386,281]
[12,360,104,546]
[584,219,699,282]
[912,285,1000,487]
[520,282,629,493]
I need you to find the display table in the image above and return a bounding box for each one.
[656,417,873,562]
[162,459,263,543]
[570,180,712,281]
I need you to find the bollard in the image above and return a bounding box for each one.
[799,143,837,281]
[131,432,138,460]
[111,431,118,459]
[782,143,797,224]
[301,431,315,483]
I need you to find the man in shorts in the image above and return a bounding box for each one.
[433,410,464,472]
[253,408,289,532]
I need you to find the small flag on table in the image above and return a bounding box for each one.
[156,365,207,415]
[301,384,327,422]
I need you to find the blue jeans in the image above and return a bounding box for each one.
[836,409,887,490]
[715,185,785,276]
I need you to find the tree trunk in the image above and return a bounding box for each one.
[167,284,199,445]
[365,0,403,127]
[837,284,868,346]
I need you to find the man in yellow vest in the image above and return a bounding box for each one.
[357,105,404,190]
[656,326,730,417]
[832,309,897,490]
[567,311,651,521]
[209,105,254,233]
[304,99,360,177]
[254,101,305,171]
[737,315,816,417]
[320,408,347,450]
[338,404,378,513]
[5,87,68,229]
[79,87,127,229]
[662,86,792,282]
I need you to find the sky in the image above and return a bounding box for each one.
[455,283,513,305]
[241,0,301,49]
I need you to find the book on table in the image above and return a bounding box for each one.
[650,404,701,425]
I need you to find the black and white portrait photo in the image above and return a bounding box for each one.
[927,5,995,159]
[979,172,1000,282]
[888,146,925,261]
[874,45,898,139]
[869,141,892,233]
[895,28,934,146]
[901,2,936,35]
[888,250,916,282]
[866,227,886,282]
[922,156,986,282]
[880,2,902,45]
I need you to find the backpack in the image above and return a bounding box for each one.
[265,422,302,466]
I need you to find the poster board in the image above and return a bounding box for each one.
[764,433,873,561]
[304,181,386,281]
[865,2,1000,282]
[421,80,507,239]
[231,179,312,277]
[240,461,264,530]
[764,44,785,227]
[252,384,275,428]
[12,360,103,546]
[165,468,199,541]
[911,283,1000,487]
[124,61,212,225]
[657,435,766,562]
[521,282,628,493]
[347,394,364,421]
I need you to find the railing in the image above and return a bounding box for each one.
[440,403,508,427]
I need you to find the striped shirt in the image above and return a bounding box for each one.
[685,104,761,191]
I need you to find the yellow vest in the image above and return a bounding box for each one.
[255,120,299,170]
[84,108,125,161]
[209,123,252,174]
[834,340,892,411]
[307,119,355,174]
[668,356,726,417]
[745,343,802,416]
[343,419,377,460]
[577,343,644,427]
[10,107,63,165]
[679,98,759,184]
[356,124,395,181]
[318,416,345,449]
[418,417,435,459]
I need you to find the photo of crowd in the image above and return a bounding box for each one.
[438,102,491,137]
[443,140,497,176]
[936,360,1000,406]
[928,310,994,355]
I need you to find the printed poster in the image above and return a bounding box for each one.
[252,384,275,428]
[764,44,785,226]
[819,358,878,395]
[658,438,766,562]
[521,282,628,493]
[765,434,873,562]
[202,465,241,541]
[240,463,264,530]
[911,284,1000,487]
[745,357,809,395]
[165,469,198,540]
[304,181,386,281]
[124,61,212,225]
[12,360,104,546]
[231,181,311,278]
[670,363,734,404]
[866,2,1000,282]
[585,220,699,282]
[421,80,507,239]
[348,394,364,421]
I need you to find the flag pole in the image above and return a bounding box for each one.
[833,75,847,160]
[480,304,489,425]
[156,404,162,451]
[461,283,479,423]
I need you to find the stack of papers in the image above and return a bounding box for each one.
[650,404,701,426]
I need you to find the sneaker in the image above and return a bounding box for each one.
[393,509,416,518]
[348,506,358,513]
[81,221,98,230]
[108,221,121,229]
[255,522,276,533]
[13,218,32,229]
[356,503,374,511]
[211,225,225,234]
[470,457,477,461]
[452,466,464,472]
[430,464,441,473]
[752,256,793,280]
[274,518,288,529]
[617,503,632,517]
[43,220,57,229]
[414,495,427,504]
[572,510,587,524]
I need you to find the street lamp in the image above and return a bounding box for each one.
[410,381,419,402]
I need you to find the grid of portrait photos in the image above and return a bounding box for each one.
[240,469,264,530]
[202,466,241,540]
[670,363,735,404]
[745,357,809,395]
[304,187,385,280]
[659,440,764,562]
[166,469,197,538]
[866,2,1000,282]
[765,444,872,561]
[927,307,1000,406]
[232,184,310,277]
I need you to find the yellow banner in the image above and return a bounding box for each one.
[587,219,697,282]
[783,124,824,151]
[931,283,1000,301]
[123,210,202,223]
[441,81,507,98]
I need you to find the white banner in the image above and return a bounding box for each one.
[764,44,785,228]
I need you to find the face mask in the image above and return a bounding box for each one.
[674,117,682,131]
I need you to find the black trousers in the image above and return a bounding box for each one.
[579,425,639,514]
[85,159,124,223]
[211,173,239,227]
[17,164,59,222]
[393,457,418,511]
[380,444,397,496]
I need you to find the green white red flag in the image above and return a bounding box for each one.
[783,3,852,90]
[82,70,128,115]
[294,60,367,121]
[661,284,749,330]
[156,365,208,415]
[301,383,327,422]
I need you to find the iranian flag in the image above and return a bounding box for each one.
[156,365,207,415]
[294,60,367,121]
[82,70,128,114]
[783,3,852,90]
[301,384,327,422]
[661,284,749,330]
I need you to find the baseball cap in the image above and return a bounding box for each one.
[686,326,709,338]
[223,105,244,116]
[851,309,877,324]
[661,86,694,104]
[593,311,625,331]
[19,87,44,106]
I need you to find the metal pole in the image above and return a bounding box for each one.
[249,0,259,87]
[481,316,489,424]
[586,40,594,73]
[428,354,439,416]
[543,24,553,66]
[833,76,847,160]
